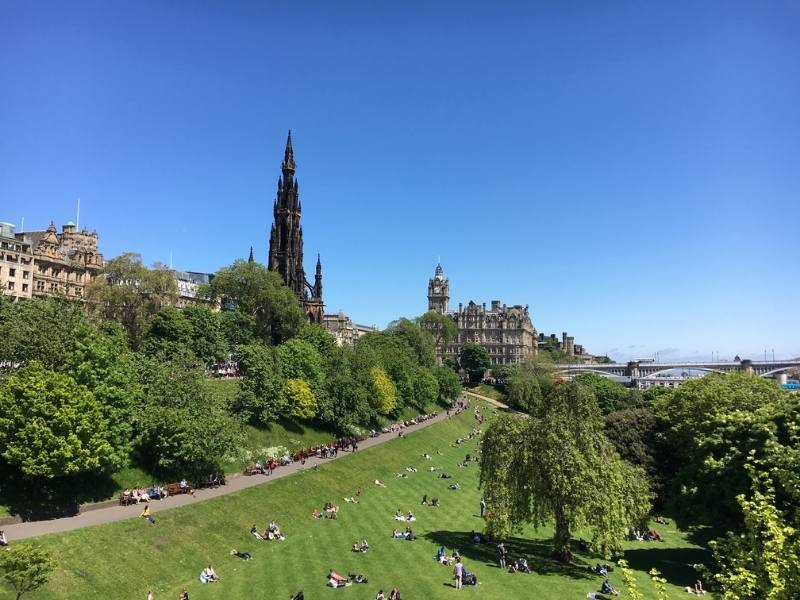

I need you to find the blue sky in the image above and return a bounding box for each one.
[1,1,798,361]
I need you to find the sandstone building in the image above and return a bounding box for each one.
[267,132,324,323]
[0,220,103,302]
[322,311,377,346]
[426,263,537,367]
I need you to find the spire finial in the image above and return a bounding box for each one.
[248,246,254,263]
[282,129,296,173]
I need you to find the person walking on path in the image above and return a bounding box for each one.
[454,559,463,589]
[497,542,508,569]
[479,497,486,518]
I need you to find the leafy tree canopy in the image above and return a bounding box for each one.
[417,310,457,349]
[0,543,55,600]
[480,381,651,561]
[0,362,114,478]
[205,260,304,345]
[574,373,638,414]
[283,378,317,420]
[459,343,490,382]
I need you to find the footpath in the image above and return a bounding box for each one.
[3,405,469,542]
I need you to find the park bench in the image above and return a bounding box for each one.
[166,483,189,496]
[243,465,262,476]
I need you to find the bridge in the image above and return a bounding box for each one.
[554,358,800,388]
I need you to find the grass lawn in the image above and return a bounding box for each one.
[7,402,711,600]
[466,383,506,402]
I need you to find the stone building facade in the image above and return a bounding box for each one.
[267,131,324,323]
[322,311,377,346]
[0,222,34,300]
[426,263,537,367]
[0,220,104,301]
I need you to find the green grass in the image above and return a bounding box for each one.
[467,383,506,402]
[11,401,712,600]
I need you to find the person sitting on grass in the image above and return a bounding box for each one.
[389,587,401,600]
[518,557,532,573]
[179,588,190,600]
[267,521,286,540]
[392,529,406,539]
[251,524,265,540]
[375,591,386,600]
[430,497,440,507]
[230,549,252,560]
[655,514,669,525]
[0,530,8,546]
[601,579,619,596]
[685,580,705,595]
[200,566,219,583]
[470,530,485,543]
[139,504,156,525]
[291,592,304,600]
[439,473,452,479]
[327,569,350,588]
[352,540,369,552]
[421,494,428,505]
[404,527,415,541]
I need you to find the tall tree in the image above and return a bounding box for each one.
[388,318,437,368]
[142,306,193,359]
[0,544,54,600]
[183,304,229,365]
[417,310,457,350]
[205,260,304,345]
[574,372,638,414]
[64,322,142,470]
[503,363,542,413]
[480,381,651,561]
[84,253,178,349]
[0,297,87,369]
[459,343,490,382]
[0,362,114,478]
[234,343,285,423]
[434,364,462,403]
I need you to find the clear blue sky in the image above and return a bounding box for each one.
[2,1,798,361]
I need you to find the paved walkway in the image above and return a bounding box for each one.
[3,409,461,542]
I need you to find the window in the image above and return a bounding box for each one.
[22,271,29,279]
[49,283,57,292]
[36,280,45,292]
[9,268,15,277]
[7,282,14,290]
[22,284,28,292]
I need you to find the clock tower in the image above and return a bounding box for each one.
[427,262,450,314]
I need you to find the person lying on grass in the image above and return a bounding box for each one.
[352,540,369,552]
[139,505,156,525]
[344,496,359,503]
[251,524,266,540]
[448,483,461,490]
[348,573,368,584]
[439,473,452,479]
[311,510,323,519]
[374,479,386,487]
[327,569,351,588]
[230,549,252,560]
[393,510,416,522]
[395,472,408,478]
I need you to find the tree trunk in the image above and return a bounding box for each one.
[553,506,573,563]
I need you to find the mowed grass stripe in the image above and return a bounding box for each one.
[8,402,710,600]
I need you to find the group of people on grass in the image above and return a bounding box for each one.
[250,520,286,541]
[629,527,664,542]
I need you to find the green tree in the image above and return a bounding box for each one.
[370,366,397,415]
[283,378,317,420]
[417,310,457,349]
[142,306,193,359]
[137,358,244,479]
[655,372,791,528]
[504,363,542,413]
[707,461,800,600]
[411,367,439,409]
[434,364,462,403]
[183,304,228,364]
[574,373,637,414]
[323,345,375,432]
[0,297,87,369]
[604,407,665,505]
[459,343,490,382]
[0,362,114,478]
[276,338,325,388]
[205,260,304,345]
[480,381,651,561]
[388,318,437,368]
[234,343,285,423]
[0,544,54,600]
[64,322,142,470]
[84,253,178,349]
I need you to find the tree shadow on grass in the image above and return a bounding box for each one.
[623,546,711,587]
[0,468,122,521]
[424,530,594,580]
